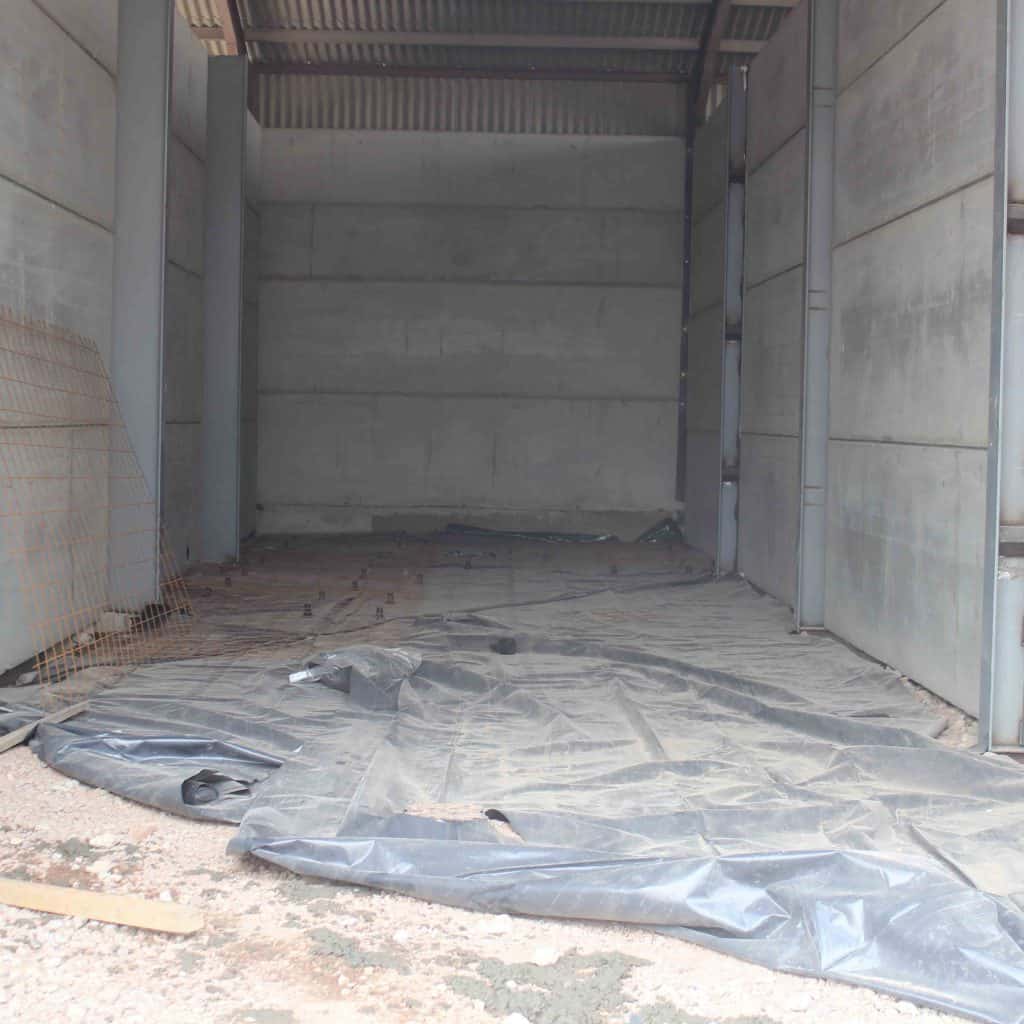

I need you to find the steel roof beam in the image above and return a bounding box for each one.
[194,26,766,54]
[250,62,686,83]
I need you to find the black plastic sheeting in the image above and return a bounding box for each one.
[25,580,1024,1023]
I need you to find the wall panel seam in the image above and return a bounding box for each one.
[29,0,115,80]
[834,172,996,251]
[0,170,112,236]
[836,0,955,98]
[258,276,682,289]
[748,123,808,176]
[829,436,989,451]
[745,260,805,293]
[258,389,679,402]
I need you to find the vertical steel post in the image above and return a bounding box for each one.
[717,67,747,574]
[677,84,698,503]
[981,0,1024,751]
[200,57,249,563]
[795,0,837,629]
[109,0,173,605]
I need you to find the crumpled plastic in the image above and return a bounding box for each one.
[27,580,1024,1023]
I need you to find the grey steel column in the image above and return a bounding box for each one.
[981,0,1024,751]
[109,0,173,605]
[795,0,837,629]
[717,68,746,574]
[200,57,249,563]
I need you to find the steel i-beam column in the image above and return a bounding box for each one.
[981,0,1024,752]
[109,0,173,606]
[200,57,249,563]
[795,0,837,629]
[717,67,747,574]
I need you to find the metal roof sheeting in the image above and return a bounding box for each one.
[256,73,686,133]
[177,0,792,133]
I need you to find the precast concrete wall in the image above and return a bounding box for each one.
[826,0,997,713]
[739,0,810,607]
[255,131,684,535]
[0,0,118,672]
[162,12,208,568]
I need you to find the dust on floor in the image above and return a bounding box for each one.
[0,746,956,1024]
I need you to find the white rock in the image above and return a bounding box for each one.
[503,1014,533,1024]
[158,890,173,903]
[477,913,512,934]
[392,929,411,944]
[787,993,812,1013]
[529,945,559,967]
[90,834,118,849]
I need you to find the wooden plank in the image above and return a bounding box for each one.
[0,701,90,755]
[0,878,204,935]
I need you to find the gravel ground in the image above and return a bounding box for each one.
[0,745,963,1024]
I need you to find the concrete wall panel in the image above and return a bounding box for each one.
[260,131,684,211]
[691,202,727,315]
[825,0,998,713]
[171,10,208,159]
[0,178,114,358]
[166,137,205,277]
[259,205,312,278]
[0,0,116,229]
[738,435,800,607]
[163,263,204,425]
[826,441,986,713]
[257,131,683,528]
[745,132,807,288]
[834,0,997,245]
[162,421,201,565]
[738,2,811,611]
[747,0,809,172]
[686,305,724,433]
[33,0,118,76]
[837,0,946,92]
[831,177,994,447]
[258,393,677,513]
[306,205,681,286]
[258,280,680,401]
[685,429,721,558]
[742,267,805,438]
[0,4,116,673]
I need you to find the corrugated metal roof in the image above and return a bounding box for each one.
[256,72,685,132]
[177,0,793,133]
[249,40,698,73]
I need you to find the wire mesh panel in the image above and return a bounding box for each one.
[0,310,193,706]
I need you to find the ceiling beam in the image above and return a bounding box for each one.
[251,62,687,84]
[696,0,734,118]
[211,0,245,56]
[193,27,766,54]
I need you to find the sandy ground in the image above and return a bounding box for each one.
[0,744,962,1024]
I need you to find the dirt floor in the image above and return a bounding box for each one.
[0,532,979,1023]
